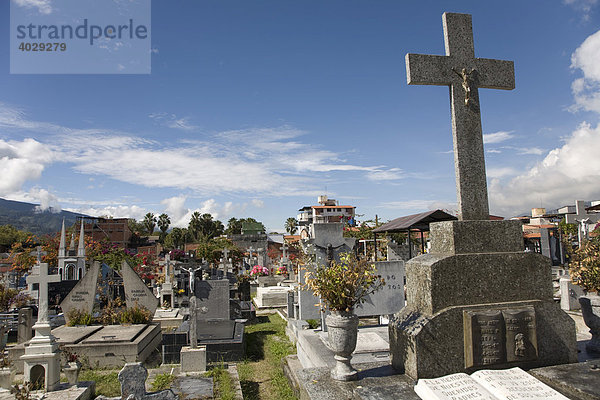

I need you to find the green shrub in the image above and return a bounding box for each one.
[66,309,94,326]
[119,305,151,324]
[150,373,176,391]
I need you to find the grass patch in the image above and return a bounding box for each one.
[150,372,176,391]
[79,369,120,397]
[207,365,236,400]
[240,313,297,400]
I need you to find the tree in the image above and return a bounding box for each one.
[188,212,202,241]
[143,213,157,234]
[157,213,170,234]
[165,227,189,249]
[0,225,30,252]
[225,217,242,235]
[128,218,146,235]
[285,217,298,235]
[157,213,170,243]
[225,217,266,235]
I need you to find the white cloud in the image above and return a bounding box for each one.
[489,122,600,216]
[0,138,54,196]
[483,131,515,144]
[563,0,598,20]
[252,199,265,208]
[487,167,517,178]
[518,147,544,155]
[0,104,413,200]
[66,205,147,220]
[378,199,456,214]
[366,168,404,181]
[12,0,53,14]
[486,149,502,154]
[149,113,199,131]
[160,195,188,226]
[570,29,600,113]
[32,188,61,212]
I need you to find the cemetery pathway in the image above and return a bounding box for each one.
[237,312,297,400]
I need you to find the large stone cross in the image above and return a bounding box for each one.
[26,262,60,324]
[406,12,515,220]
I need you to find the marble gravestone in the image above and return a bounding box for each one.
[121,260,159,317]
[389,13,577,379]
[194,279,230,321]
[60,261,101,324]
[298,223,356,320]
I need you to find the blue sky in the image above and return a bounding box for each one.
[1,0,600,232]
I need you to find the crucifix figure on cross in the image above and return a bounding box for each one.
[406,12,515,221]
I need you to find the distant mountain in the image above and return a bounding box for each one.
[0,198,89,236]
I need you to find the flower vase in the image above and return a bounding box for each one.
[63,361,82,386]
[326,310,359,381]
[579,292,600,354]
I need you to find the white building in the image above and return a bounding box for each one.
[297,195,355,239]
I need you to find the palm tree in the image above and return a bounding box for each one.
[143,213,157,234]
[157,213,170,234]
[285,217,298,235]
[189,211,202,241]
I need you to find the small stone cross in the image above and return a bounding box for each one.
[280,242,288,260]
[26,262,60,324]
[406,13,515,220]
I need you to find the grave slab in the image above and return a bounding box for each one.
[194,280,230,320]
[81,324,147,344]
[530,360,600,400]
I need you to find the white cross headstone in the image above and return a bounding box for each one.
[26,263,60,328]
[406,12,515,220]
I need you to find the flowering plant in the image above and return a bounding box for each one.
[303,252,385,312]
[250,265,269,277]
[275,265,287,275]
[569,233,600,292]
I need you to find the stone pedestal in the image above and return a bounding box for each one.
[180,346,207,373]
[160,282,175,309]
[21,322,61,391]
[389,220,578,379]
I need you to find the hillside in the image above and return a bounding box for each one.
[0,198,89,236]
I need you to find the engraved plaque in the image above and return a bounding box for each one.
[503,307,538,362]
[464,310,506,368]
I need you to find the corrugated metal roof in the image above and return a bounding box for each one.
[372,209,457,233]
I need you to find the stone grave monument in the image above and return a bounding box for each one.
[297,223,356,321]
[121,260,159,316]
[389,12,577,379]
[60,261,101,325]
[159,254,175,309]
[192,279,245,361]
[180,296,207,373]
[21,261,61,391]
[17,307,33,344]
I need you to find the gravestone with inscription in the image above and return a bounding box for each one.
[298,223,356,320]
[122,260,159,317]
[60,261,101,324]
[388,12,577,379]
[189,279,246,361]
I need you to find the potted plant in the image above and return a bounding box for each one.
[62,350,81,386]
[303,252,384,381]
[570,233,600,354]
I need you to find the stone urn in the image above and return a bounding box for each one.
[63,361,82,386]
[0,367,13,389]
[579,293,600,354]
[326,310,359,381]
